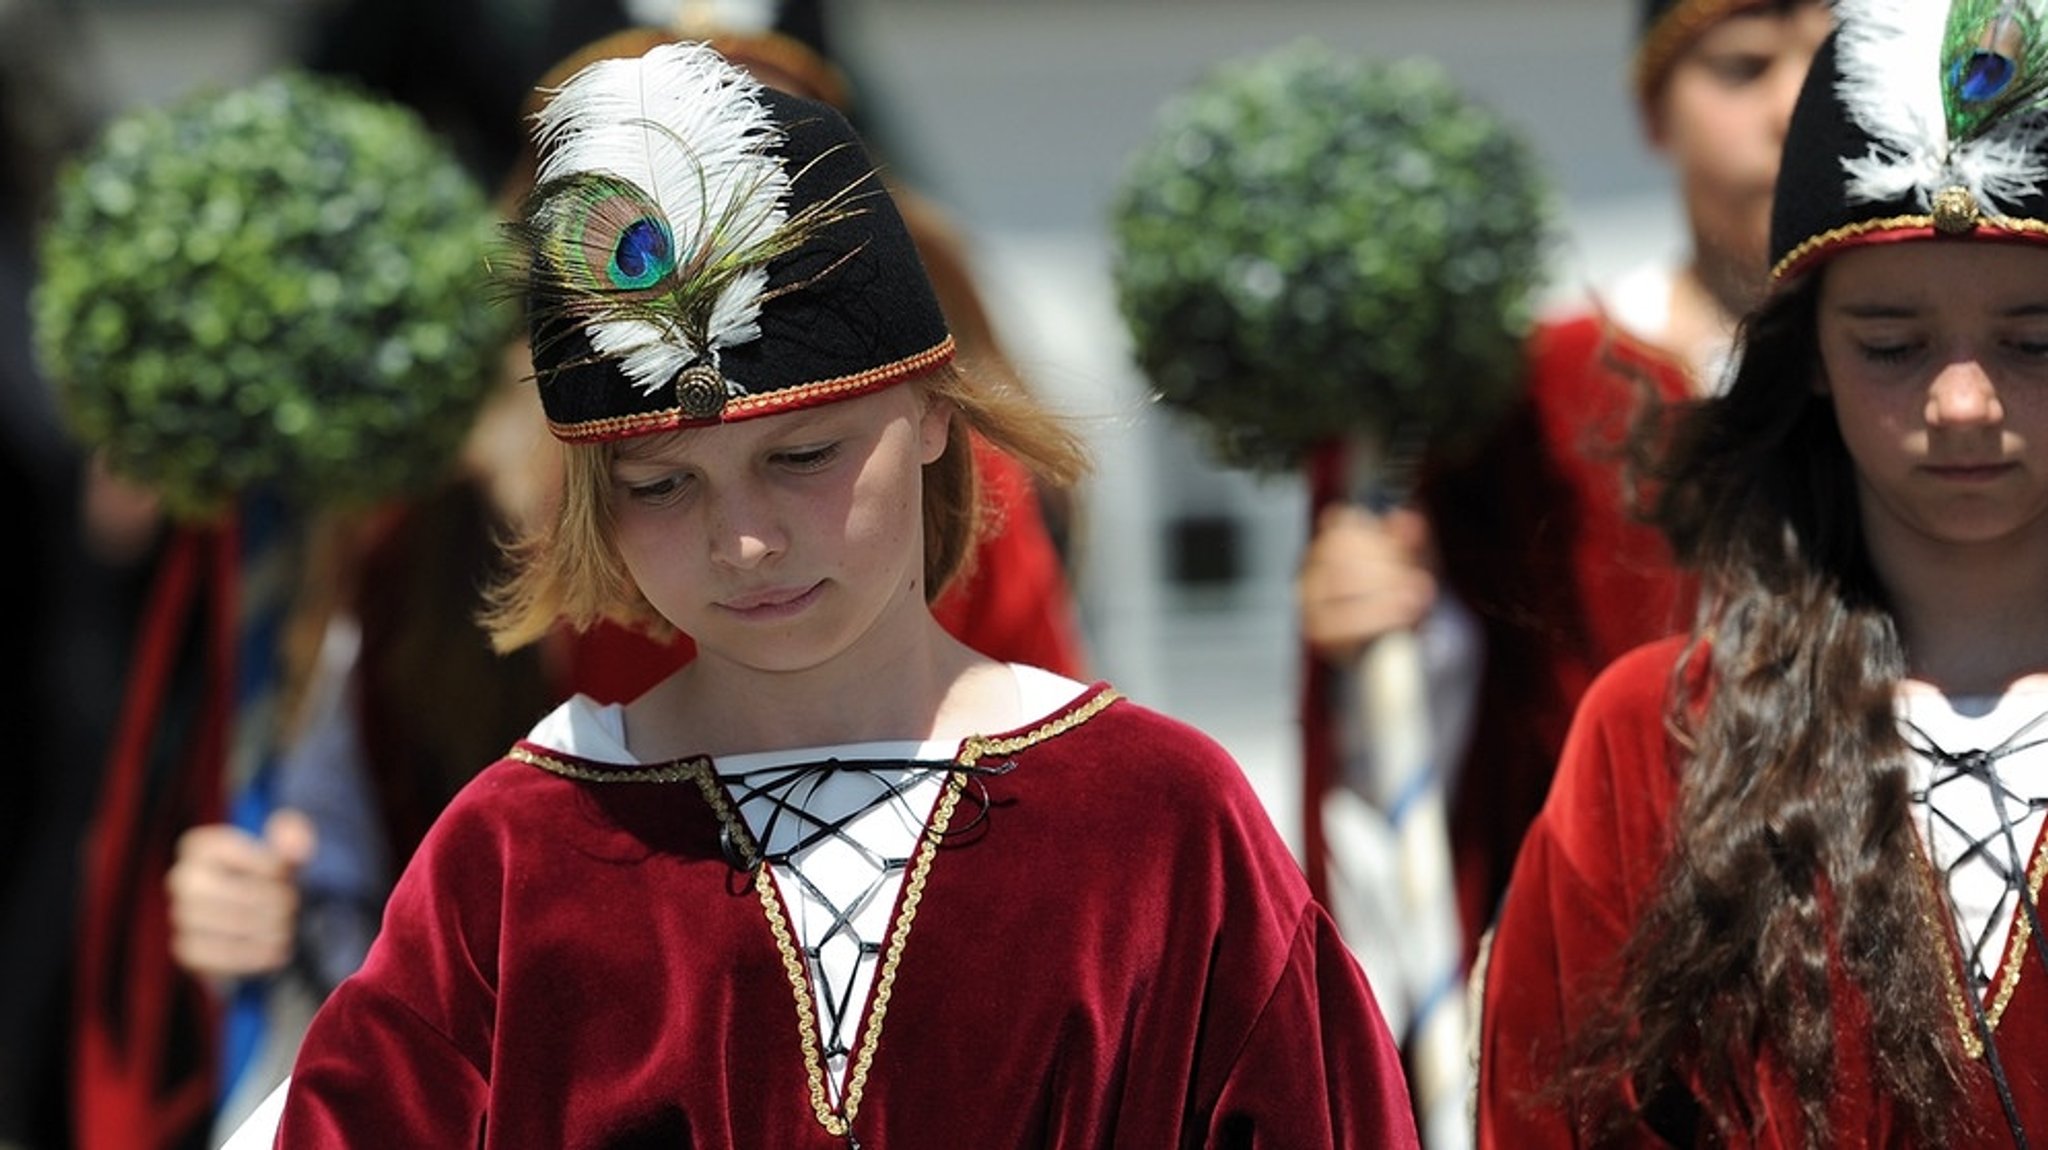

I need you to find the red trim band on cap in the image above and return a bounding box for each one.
[546,335,958,444]
[1770,217,2048,286]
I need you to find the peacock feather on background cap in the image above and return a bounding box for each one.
[1837,0,2048,214]
[511,41,864,413]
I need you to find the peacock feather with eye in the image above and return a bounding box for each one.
[1942,0,2048,141]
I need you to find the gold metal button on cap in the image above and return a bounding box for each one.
[676,364,728,419]
[1932,185,1983,234]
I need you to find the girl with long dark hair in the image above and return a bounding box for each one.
[1478,3,2048,1146]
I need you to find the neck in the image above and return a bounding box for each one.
[627,608,1009,760]
[1663,251,1754,388]
[1870,522,2048,696]
[1689,234,1766,322]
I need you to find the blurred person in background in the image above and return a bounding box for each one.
[1297,0,1832,979]
[164,474,558,1146]
[0,4,159,1147]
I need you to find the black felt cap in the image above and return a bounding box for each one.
[1769,22,2048,285]
[522,60,952,443]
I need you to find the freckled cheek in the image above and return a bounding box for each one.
[837,495,914,553]
[614,512,699,578]
[835,478,924,572]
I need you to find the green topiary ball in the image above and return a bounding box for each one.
[33,70,514,520]
[1110,41,1557,475]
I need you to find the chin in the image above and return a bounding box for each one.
[703,629,852,676]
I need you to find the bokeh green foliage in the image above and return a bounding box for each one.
[33,69,513,520]
[1110,41,1557,474]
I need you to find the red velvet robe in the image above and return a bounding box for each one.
[1301,314,1698,964]
[278,686,1421,1148]
[1478,637,2048,1147]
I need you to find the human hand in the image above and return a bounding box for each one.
[80,449,163,566]
[1296,503,1436,666]
[165,809,318,984]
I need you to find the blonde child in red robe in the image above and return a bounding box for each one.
[230,41,1417,1148]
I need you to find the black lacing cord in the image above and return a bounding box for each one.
[710,754,1016,1143]
[1902,711,2048,1149]
[716,756,1016,872]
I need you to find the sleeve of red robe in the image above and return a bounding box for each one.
[272,766,506,1147]
[1206,904,1424,1148]
[1474,636,1690,1149]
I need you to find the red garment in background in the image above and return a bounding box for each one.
[72,528,238,1150]
[558,435,1088,703]
[1300,314,1697,964]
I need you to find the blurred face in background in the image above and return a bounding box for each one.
[1645,2,1833,301]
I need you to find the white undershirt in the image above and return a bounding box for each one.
[1899,682,2048,999]
[1592,260,1734,396]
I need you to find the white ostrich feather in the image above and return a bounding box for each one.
[1835,0,1953,207]
[533,41,790,394]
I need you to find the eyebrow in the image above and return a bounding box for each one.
[1830,302,2048,319]
[611,408,848,464]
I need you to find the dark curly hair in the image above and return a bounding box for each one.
[1563,275,1972,1147]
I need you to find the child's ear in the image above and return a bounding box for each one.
[918,396,953,465]
[1638,85,1671,154]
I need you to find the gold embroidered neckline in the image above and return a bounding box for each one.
[516,685,1123,1135]
[1919,819,2048,1060]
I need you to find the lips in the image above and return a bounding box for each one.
[1922,462,2017,482]
[718,582,822,615]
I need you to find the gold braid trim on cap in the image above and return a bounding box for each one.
[1770,215,2048,285]
[1634,0,1777,104]
[544,335,957,444]
[722,337,957,419]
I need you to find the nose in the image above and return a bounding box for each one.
[705,483,784,569]
[1925,359,2004,427]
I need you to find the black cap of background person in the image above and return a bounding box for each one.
[513,40,952,444]
[1769,2,2048,288]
